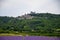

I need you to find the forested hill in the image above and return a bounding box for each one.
[0,12,60,36]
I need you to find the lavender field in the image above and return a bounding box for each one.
[0,36,60,40]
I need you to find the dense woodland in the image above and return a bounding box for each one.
[0,12,60,36]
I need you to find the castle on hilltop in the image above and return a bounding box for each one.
[17,14,34,20]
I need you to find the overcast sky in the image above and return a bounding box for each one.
[0,0,60,17]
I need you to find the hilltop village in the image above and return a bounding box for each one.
[16,12,51,20]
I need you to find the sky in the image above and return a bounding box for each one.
[0,0,60,17]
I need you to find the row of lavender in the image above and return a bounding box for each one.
[0,36,60,40]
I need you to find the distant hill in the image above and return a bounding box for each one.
[0,12,60,36]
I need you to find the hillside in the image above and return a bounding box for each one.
[0,12,60,36]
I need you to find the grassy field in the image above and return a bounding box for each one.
[0,33,60,37]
